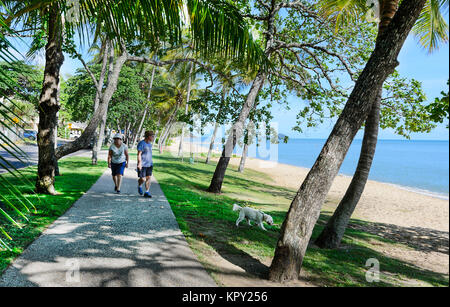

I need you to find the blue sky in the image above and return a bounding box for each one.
[10,21,449,141]
[270,34,449,141]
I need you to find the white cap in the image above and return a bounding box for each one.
[113,133,123,139]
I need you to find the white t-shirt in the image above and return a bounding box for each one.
[109,143,127,164]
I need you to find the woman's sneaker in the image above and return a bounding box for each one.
[138,186,143,195]
[144,191,152,198]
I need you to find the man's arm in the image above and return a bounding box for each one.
[137,151,142,170]
[125,149,129,168]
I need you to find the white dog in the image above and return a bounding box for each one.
[232,203,274,231]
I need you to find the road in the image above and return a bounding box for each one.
[0,139,89,173]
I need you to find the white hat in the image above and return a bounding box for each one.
[113,133,123,139]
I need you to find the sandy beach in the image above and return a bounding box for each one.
[164,138,449,282]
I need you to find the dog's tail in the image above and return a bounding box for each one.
[232,203,242,212]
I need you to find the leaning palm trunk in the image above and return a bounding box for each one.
[206,88,226,164]
[159,95,182,153]
[205,122,219,164]
[207,3,277,193]
[92,44,116,164]
[313,1,398,249]
[35,4,64,194]
[55,50,128,160]
[315,90,381,249]
[132,66,156,149]
[178,63,194,159]
[268,0,426,282]
[91,40,110,164]
[237,143,248,173]
[207,70,266,193]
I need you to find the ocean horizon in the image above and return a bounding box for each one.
[194,136,449,200]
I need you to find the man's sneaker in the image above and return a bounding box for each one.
[114,186,117,192]
[116,190,121,194]
[144,192,152,198]
[138,186,143,195]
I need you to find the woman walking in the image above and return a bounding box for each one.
[108,133,129,193]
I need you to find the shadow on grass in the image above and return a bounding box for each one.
[154,154,296,202]
[154,158,449,286]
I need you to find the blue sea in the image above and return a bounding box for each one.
[230,138,449,200]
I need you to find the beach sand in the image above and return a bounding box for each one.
[164,138,449,285]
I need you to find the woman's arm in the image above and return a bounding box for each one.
[108,149,113,168]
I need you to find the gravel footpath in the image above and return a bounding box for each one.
[0,157,216,287]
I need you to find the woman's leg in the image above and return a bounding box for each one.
[112,175,117,190]
[116,175,123,191]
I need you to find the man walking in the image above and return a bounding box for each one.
[137,131,155,197]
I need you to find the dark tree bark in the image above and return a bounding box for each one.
[207,70,266,192]
[35,4,64,194]
[315,90,381,249]
[314,1,398,249]
[206,0,278,193]
[268,0,427,282]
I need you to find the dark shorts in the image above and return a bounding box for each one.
[111,162,126,176]
[137,165,153,178]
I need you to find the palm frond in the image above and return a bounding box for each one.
[413,0,449,53]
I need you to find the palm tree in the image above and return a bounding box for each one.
[0,2,38,250]
[313,0,448,249]
[268,0,440,282]
[152,64,199,153]
[3,0,266,194]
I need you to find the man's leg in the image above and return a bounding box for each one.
[145,176,151,192]
[137,167,145,195]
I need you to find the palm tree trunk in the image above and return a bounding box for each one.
[206,87,226,164]
[238,143,248,173]
[159,94,182,153]
[313,1,398,249]
[315,89,381,249]
[35,4,64,194]
[207,70,266,193]
[92,43,114,165]
[179,63,194,158]
[206,0,277,193]
[268,0,426,282]
[131,66,156,149]
[59,48,127,160]
[205,122,219,164]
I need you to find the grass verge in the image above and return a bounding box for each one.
[152,152,448,287]
[0,156,106,274]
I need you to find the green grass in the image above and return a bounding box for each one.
[0,157,107,274]
[152,152,449,287]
